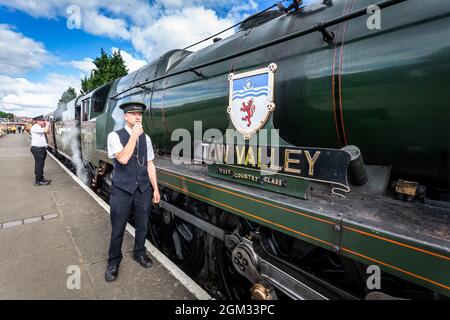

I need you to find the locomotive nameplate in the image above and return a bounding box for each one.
[199,142,352,198]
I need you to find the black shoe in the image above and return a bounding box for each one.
[133,254,153,268]
[34,180,50,186]
[105,265,119,282]
[41,178,51,184]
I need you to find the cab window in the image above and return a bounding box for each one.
[82,99,90,121]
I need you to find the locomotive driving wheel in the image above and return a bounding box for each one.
[147,193,207,274]
[213,211,254,300]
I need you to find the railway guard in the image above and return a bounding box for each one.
[105,102,160,282]
[30,115,51,186]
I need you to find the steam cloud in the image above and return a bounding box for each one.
[57,102,90,185]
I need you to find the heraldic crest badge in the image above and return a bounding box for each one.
[227,63,277,139]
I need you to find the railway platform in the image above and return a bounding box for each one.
[0,134,209,300]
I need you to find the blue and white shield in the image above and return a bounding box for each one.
[227,63,277,139]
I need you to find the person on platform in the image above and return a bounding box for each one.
[105,102,160,282]
[30,115,51,186]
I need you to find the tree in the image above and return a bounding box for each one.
[59,87,77,104]
[0,111,14,120]
[81,48,128,94]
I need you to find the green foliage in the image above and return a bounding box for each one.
[81,48,128,94]
[59,87,77,104]
[0,111,14,120]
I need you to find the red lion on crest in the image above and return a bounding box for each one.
[240,99,255,127]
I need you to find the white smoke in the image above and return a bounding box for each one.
[69,126,89,185]
[57,101,90,185]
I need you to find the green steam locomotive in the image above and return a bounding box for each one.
[48,0,450,299]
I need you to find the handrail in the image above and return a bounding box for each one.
[182,1,286,51]
[111,0,407,100]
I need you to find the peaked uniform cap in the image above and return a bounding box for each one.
[119,102,146,113]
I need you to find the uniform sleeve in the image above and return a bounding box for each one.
[146,135,155,161]
[107,132,123,159]
[31,125,44,134]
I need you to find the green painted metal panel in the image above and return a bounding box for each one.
[340,220,450,296]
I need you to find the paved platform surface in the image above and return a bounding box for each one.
[0,134,196,300]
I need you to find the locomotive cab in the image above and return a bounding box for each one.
[79,82,117,167]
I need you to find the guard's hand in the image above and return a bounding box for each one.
[131,123,143,138]
[152,189,160,204]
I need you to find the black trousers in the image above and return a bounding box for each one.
[108,185,152,267]
[30,146,47,182]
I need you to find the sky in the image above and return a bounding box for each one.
[0,0,278,117]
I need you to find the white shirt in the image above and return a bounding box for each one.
[30,124,47,147]
[107,125,155,161]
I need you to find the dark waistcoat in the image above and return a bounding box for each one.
[112,128,150,194]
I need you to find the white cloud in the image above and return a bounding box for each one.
[0,1,138,39]
[70,58,96,75]
[0,74,80,117]
[0,0,57,18]
[131,7,235,60]
[155,0,252,11]
[226,1,258,21]
[111,48,147,73]
[0,24,50,75]
[82,11,130,40]
[0,1,259,60]
[0,24,81,116]
[100,0,158,27]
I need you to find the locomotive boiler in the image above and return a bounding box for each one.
[139,0,450,191]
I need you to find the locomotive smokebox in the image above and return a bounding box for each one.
[341,145,368,187]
